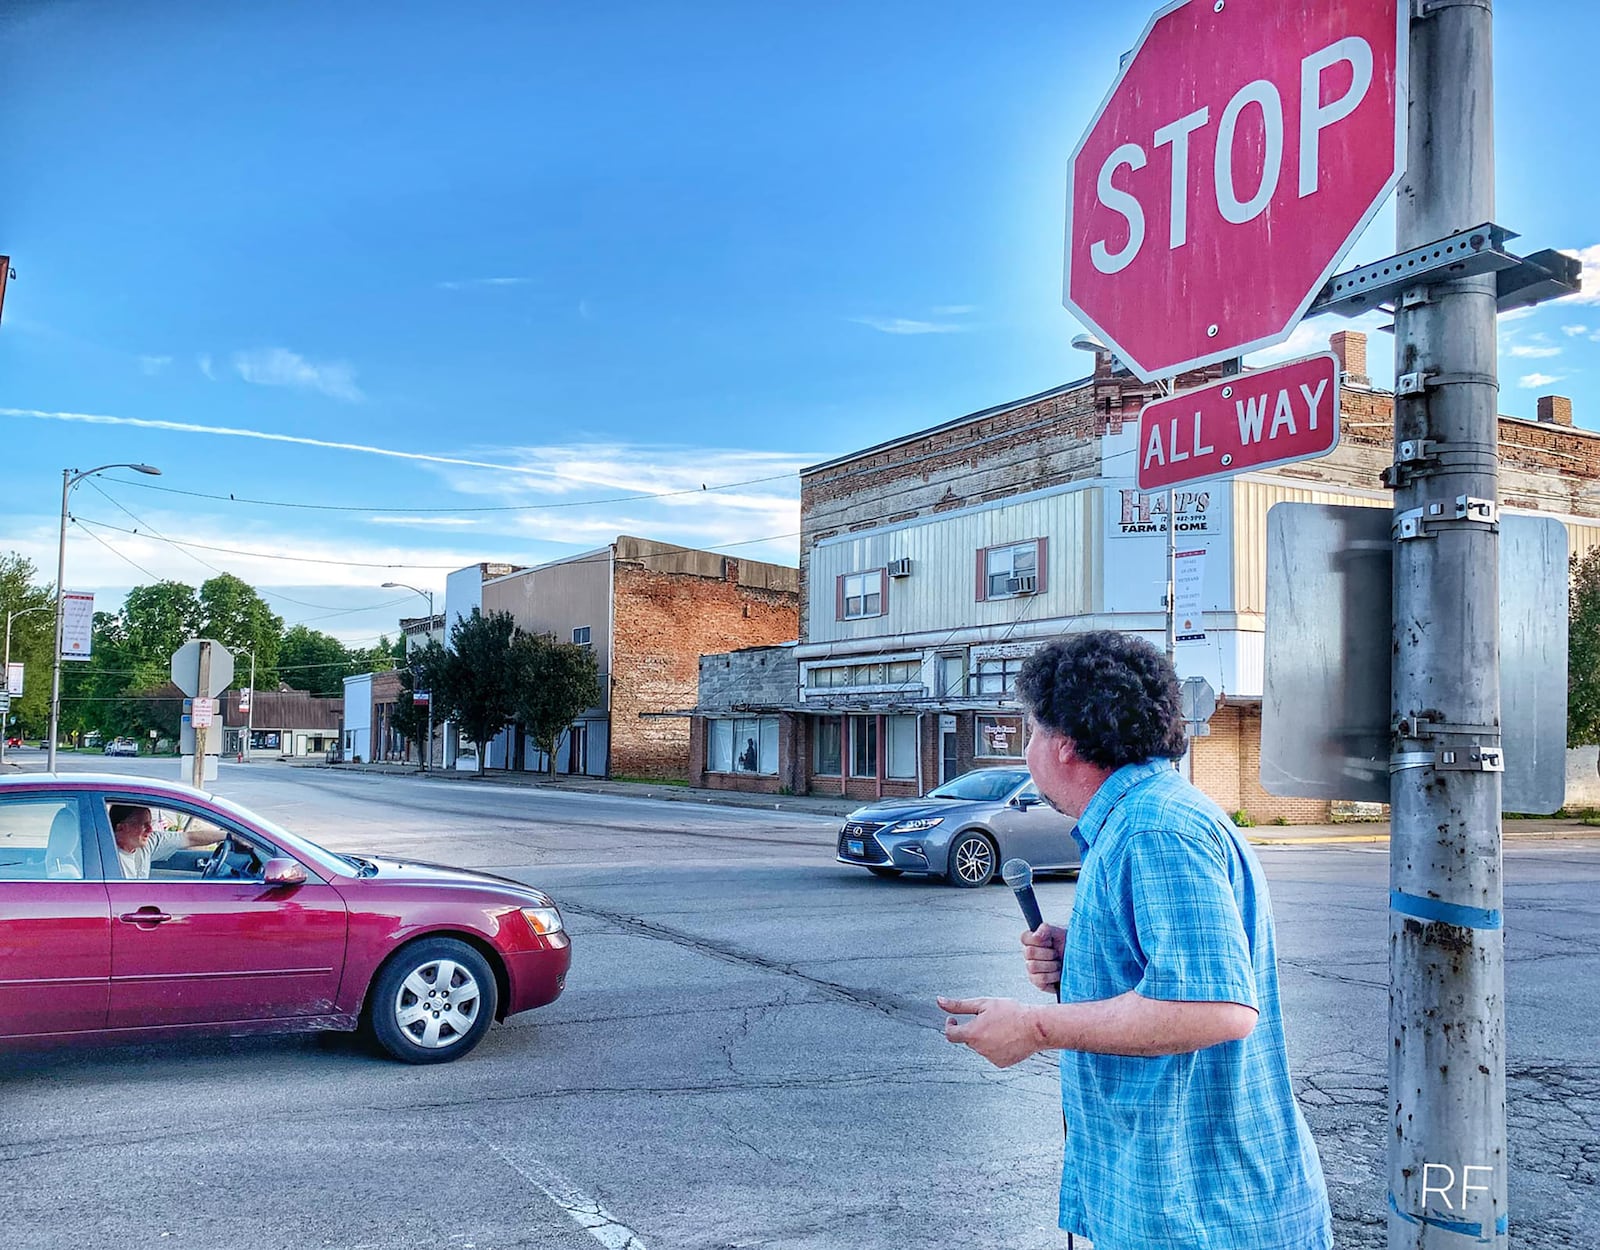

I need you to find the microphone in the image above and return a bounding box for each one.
[1003,857,1061,999]
[1001,858,1044,931]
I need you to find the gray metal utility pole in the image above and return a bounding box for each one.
[1388,2,1506,1246]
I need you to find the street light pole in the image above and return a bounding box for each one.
[381,581,436,771]
[46,462,162,773]
[2,604,49,767]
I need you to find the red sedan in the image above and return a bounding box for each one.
[0,774,570,1063]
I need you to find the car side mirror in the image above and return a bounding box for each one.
[262,857,307,887]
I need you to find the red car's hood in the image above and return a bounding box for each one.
[349,856,554,905]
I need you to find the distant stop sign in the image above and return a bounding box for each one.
[1064,0,1405,380]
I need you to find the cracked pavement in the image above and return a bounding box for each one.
[3,760,1596,1248]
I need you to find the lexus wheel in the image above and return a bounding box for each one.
[368,937,498,1064]
[946,833,997,887]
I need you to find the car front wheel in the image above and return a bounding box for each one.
[946,833,997,887]
[368,937,499,1064]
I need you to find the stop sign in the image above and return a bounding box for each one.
[1064,0,1405,381]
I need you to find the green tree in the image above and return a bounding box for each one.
[1570,548,1600,746]
[0,553,54,741]
[430,610,521,776]
[390,664,431,762]
[513,634,601,777]
[121,581,200,663]
[278,625,353,696]
[199,573,283,686]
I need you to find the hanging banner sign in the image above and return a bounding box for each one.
[238,688,252,714]
[1174,549,1208,643]
[5,662,21,695]
[60,592,95,661]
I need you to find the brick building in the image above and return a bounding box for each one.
[478,536,799,779]
[219,688,341,759]
[791,329,1600,821]
[687,644,806,794]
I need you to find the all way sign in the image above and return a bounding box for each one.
[1136,352,1340,492]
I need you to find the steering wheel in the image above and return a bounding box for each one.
[201,837,235,880]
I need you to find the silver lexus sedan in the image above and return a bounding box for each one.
[834,766,1081,887]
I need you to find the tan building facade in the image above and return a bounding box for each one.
[792,331,1600,821]
[481,536,799,779]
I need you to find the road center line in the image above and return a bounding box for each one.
[470,1129,649,1249]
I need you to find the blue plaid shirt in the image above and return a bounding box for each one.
[1056,760,1331,1250]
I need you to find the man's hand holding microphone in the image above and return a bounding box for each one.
[939,859,1064,1067]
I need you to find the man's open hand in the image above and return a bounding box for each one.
[937,996,1045,1068]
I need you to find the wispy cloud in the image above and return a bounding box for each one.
[232,347,364,403]
[1518,372,1563,389]
[436,277,535,291]
[196,353,216,380]
[931,304,977,316]
[851,316,966,335]
[1561,325,1591,337]
[1509,344,1562,359]
[1561,244,1600,305]
[365,516,480,527]
[138,355,172,376]
[0,406,600,478]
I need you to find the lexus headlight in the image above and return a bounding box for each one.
[892,817,944,833]
[521,905,565,936]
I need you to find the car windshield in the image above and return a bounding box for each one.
[204,794,361,878]
[927,769,1028,803]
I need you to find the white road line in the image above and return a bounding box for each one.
[471,1130,649,1249]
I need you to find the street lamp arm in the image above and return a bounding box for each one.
[67,463,162,487]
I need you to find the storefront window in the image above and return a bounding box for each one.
[850,716,877,778]
[975,714,1024,759]
[886,716,917,779]
[708,717,778,775]
[814,719,842,775]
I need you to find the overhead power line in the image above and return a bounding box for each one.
[73,515,800,571]
[103,469,801,514]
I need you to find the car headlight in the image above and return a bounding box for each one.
[521,905,564,936]
[891,817,944,833]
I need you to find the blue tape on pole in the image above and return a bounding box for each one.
[1387,1192,1508,1240]
[1390,889,1503,930]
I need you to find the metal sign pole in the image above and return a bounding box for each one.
[1388,2,1506,1245]
[193,642,212,791]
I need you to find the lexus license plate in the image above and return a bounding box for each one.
[847,839,865,856]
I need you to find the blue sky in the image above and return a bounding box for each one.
[2,1,1596,645]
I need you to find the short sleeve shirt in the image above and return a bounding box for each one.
[1056,760,1332,1250]
[116,827,188,880]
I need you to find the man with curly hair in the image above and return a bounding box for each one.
[938,631,1331,1250]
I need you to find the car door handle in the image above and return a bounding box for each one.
[118,908,174,926]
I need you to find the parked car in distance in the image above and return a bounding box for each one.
[0,774,571,1063]
[4,737,20,749]
[836,766,1080,887]
[102,738,139,757]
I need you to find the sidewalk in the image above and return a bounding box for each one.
[290,759,861,817]
[291,760,1600,842]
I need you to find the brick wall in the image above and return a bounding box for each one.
[1191,705,1335,824]
[610,559,799,778]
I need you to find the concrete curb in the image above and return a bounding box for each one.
[295,763,1600,838]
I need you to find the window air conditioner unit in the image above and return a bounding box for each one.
[886,557,912,578]
[1007,574,1038,595]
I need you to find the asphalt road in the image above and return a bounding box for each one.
[4,756,1597,1249]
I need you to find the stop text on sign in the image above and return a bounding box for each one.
[1135,352,1341,492]
[1090,37,1374,276]
[1063,0,1405,381]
